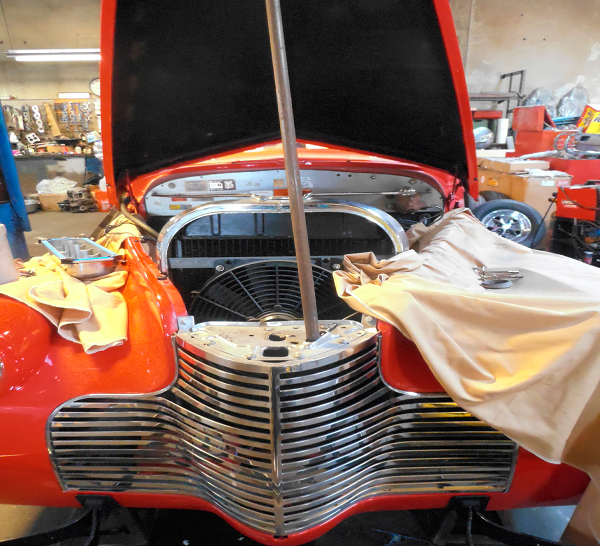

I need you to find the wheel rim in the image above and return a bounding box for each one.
[480,209,532,243]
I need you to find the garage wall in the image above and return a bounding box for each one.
[0,0,597,102]
[449,0,600,102]
[0,62,99,99]
[0,0,100,99]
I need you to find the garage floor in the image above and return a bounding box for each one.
[1,210,576,545]
[25,210,108,256]
[0,503,577,545]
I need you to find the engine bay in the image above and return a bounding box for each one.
[147,170,444,323]
[145,169,445,229]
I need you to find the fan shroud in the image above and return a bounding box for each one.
[189,260,353,322]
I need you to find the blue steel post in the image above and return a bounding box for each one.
[0,101,30,260]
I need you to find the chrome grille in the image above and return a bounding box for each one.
[49,325,516,537]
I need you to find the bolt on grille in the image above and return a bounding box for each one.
[48,334,516,537]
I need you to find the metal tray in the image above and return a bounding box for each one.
[40,237,120,279]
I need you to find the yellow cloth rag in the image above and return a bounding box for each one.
[0,214,141,353]
[1,254,129,355]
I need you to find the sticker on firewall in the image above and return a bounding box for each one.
[209,179,236,191]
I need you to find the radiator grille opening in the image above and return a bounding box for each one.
[166,211,397,319]
[178,236,392,258]
[49,331,517,537]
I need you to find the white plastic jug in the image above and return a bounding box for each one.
[0,224,20,285]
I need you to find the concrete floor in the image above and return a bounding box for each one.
[25,210,107,256]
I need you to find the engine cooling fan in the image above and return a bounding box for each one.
[190,261,354,322]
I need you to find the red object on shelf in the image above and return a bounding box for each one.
[473,110,503,120]
[549,157,600,186]
[512,106,555,132]
[508,129,577,157]
[508,106,566,157]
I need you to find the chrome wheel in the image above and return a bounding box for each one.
[481,209,532,243]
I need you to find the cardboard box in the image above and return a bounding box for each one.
[481,157,550,173]
[478,167,572,229]
[38,193,67,212]
[577,104,600,134]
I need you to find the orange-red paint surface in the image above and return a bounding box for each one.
[378,321,444,393]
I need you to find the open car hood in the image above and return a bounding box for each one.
[101,0,476,190]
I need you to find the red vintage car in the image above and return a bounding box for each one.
[0,0,588,544]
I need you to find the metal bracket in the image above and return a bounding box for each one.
[169,255,344,273]
[177,315,195,332]
[433,496,571,546]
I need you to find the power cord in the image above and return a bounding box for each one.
[530,199,554,249]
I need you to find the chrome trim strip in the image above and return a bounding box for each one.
[156,197,409,273]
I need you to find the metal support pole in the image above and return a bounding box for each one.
[265,0,320,341]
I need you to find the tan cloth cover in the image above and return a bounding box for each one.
[333,209,600,540]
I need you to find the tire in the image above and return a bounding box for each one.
[465,193,487,209]
[480,190,510,201]
[472,199,546,248]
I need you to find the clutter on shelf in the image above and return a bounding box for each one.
[2,99,101,157]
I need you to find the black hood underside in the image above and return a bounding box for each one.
[111,0,468,181]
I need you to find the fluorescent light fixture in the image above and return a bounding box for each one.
[7,49,100,62]
[15,54,100,62]
[58,92,91,99]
